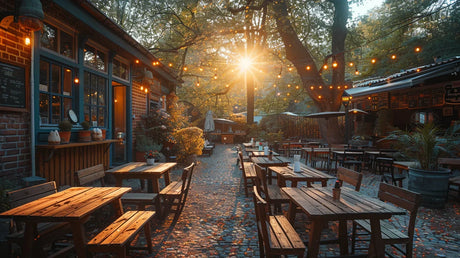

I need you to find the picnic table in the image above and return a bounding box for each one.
[269,164,334,187]
[282,186,405,257]
[301,147,331,164]
[106,162,177,193]
[248,150,280,157]
[0,186,131,258]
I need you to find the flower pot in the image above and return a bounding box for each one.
[78,130,92,142]
[59,131,71,144]
[146,158,155,165]
[408,167,451,209]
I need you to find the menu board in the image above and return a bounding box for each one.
[0,62,26,108]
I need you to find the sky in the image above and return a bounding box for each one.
[349,0,385,19]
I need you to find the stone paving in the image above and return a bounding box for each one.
[125,143,459,257]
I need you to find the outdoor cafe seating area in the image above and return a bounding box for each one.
[1,141,459,257]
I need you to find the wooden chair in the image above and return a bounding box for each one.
[239,151,256,197]
[252,186,305,258]
[376,157,405,187]
[341,149,364,172]
[311,148,332,172]
[75,164,158,210]
[6,181,73,257]
[337,166,363,191]
[351,183,421,257]
[236,146,250,167]
[254,163,290,214]
[159,162,196,217]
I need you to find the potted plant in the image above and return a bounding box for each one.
[144,150,160,165]
[58,120,73,144]
[79,121,91,142]
[383,123,460,208]
[172,127,205,164]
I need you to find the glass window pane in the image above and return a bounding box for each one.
[91,106,97,126]
[40,23,57,51]
[84,72,90,104]
[60,31,74,59]
[91,75,97,105]
[98,77,105,106]
[63,68,72,96]
[39,93,49,124]
[51,95,61,124]
[39,61,49,92]
[63,98,72,120]
[113,59,120,78]
[84,45,106,72]
[51,64,61,93]
[98,107,105,127]
[84,105,90,123]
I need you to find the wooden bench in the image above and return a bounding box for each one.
[352,183,421,257]
[239,151,256,196]
[87,210,155,257]
[159,162,196,217]
[202,145,214,156]
[75,164,158,210]
[6,181,73,257]
[448,176,460,198]
[252,186,305,257]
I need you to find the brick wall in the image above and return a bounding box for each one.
[0,12,32,185]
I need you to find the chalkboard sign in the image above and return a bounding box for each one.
[0,62,26,108]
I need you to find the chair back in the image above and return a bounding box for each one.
[378,183,421,241]
[254,163,268,195]
[252,185,270,248]
[337,166,363,191]
[75,164,105,186]
[7,181,57,208]
[181,162,196,203]
[238,151,245,167]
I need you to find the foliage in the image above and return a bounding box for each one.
[382,123,460,170]
[172,127,205,164]
[144,149,160,160]
[135,134,163,152]
[58,120,73,131]
[80,121,90,130]
[136,109,171,146]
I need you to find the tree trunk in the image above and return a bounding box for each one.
[271,0,349,144]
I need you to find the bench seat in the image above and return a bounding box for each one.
[121,193,158,210]
[354,219,409,242]
[87,210,155,257]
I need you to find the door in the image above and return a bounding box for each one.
[112,83,127,164]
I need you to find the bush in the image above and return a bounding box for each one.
[172,127,205,164]
[58,120,73,131]
[80,121,90,130]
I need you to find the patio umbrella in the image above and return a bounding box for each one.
[204,110,215,132]
[348,108,368,115]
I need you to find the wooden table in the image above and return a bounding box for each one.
[251,156,290,184]
[269,164,334,187]
[0,186,131,258]
[248,150,280,157]
[106,162,177,193]
[282,187,405,257]
[393,161,418,174]
[332,150,365,172]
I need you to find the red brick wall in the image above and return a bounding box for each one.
[0,18,32,184]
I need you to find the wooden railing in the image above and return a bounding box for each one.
[36,140,119,187]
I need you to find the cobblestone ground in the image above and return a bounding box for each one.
[123,144,459,257]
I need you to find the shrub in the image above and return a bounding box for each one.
[58,120,73,131]
[172,127,205,164]
[80,121,90,130]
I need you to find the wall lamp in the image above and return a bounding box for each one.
[0,0,44,32]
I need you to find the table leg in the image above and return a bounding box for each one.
[369,218,385,257]
[308,220,325,258]
[321,180,327,187]
[339,219,349,255]
[71,221,88,258]
[287,200,297,223]
[150,176,160,193]
[164,170,171,186]
[112,197,124,216]
[22,222,36,258]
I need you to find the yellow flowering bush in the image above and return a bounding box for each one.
[172,127,205,164]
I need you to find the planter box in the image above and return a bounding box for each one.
[408,167,450,209]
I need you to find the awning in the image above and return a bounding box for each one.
[347,58,460,97]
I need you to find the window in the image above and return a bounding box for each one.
[39,60,73,125]
[84,45,106,72]
[84,72,107,127]
[113,58,129,80]
[40,22,75,59]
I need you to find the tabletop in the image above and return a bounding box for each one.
[282,186,405,257]
[269,164,334,187]
[251,156,290,166]
[248,150,280,157]
[393,161,418,170]
[106,162,177,193]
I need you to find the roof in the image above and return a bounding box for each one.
[57,0,182,85]
[347,57,460,97]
